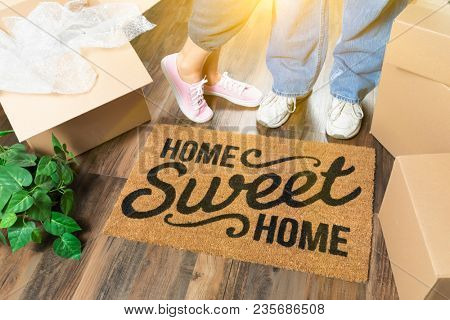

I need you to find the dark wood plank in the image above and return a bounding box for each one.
[76,122,153,179]
[0,108,18,146]
[125,247,197,299]
[71,236,149,299]
[0,246,43,299]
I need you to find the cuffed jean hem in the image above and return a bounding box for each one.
[272,87,312,98]
[330,92,361,104]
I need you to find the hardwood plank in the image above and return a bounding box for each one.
[366,216,398,299]
[373,139,395,214]
[184,254,233,300]
[125,247,197,299]
[0,246,43,299]
[71,236,149,299]
[76,122,153,179]
[224,262,275,300]
[19,174,127,299]
[0,108,17,146]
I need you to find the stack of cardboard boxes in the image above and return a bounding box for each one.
[371,0,450,299]
[0,0,159,156]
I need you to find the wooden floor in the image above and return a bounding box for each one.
[0,0,399,299]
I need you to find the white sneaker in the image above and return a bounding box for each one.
[326,97,364,139]
[256,91,298,128]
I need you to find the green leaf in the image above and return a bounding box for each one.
[52,134,66,160]
[43,211,81,236]
[0,166,33,191]
[8,220,35,252]
[31,228,42,244]
[0,186,12,212]
[4,190,33,214]
[0,144,36,168]
[67,151,78,165]
[60,189,74,215]
[34,175,54,191]
[0,211,17,228]
[53,233,81,260]
[52,133,63,150]
[8,143,26,151]
[60,163,74,185]
[0,231,7,245]
[0,130,14,137]
[62,143,72,160]
[36,156,57,177]
[26,190,52,221]
[50,163,61,185]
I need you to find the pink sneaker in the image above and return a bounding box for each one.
[204,72,263,107]
[161,53,213,123]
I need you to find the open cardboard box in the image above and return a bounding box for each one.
[379,153,450,300]
[371,0,450,156]
[0,0,159,156]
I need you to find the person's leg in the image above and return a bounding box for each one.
[162,0,263,123]
[326,0,407,139]
[267,0,329,97]
[258,0,329,128]
[187,0,263,107]
[177,0,261,84]
[202,49,221,85]
[330,0,408,103]
[176,37,211,84]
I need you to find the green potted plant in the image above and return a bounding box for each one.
[0,130,82,260]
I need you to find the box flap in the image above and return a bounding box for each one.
[385,1,450,86]
[398,153,450,278]
[371,63,450,157]
[0,0,153,142]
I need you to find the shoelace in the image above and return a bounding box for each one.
[262,91,297,113]
[328,100,364,121]
[285,96,297,113]
[220,72,248,95]
[190,78,208,111]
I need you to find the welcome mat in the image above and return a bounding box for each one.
[104,124,375,282]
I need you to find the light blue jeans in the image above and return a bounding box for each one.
[267,0,408,103]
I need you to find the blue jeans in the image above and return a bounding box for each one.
[267,0,408,103]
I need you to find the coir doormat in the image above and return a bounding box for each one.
[104,124,375,282]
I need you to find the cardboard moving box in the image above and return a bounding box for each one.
[379,153,450,300]
[371,1,450,156]
[0,0,158,156]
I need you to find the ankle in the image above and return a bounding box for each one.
[205,72,221,86]
[176,53,203,84]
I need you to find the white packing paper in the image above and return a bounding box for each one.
[0,0,155,94]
